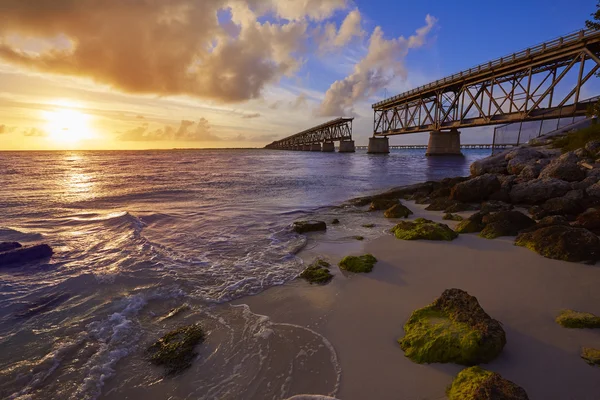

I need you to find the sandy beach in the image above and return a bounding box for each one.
[235,202,600,400]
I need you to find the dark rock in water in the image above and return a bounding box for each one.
[384,203,413,219]
[148,324,205,375]
[331,218,340,225]
[369,198,398,211]
[509,178,571,205]
[479,211,536,239]
[362,223,376,228]
[0,244,53,267]
[14,292,70,319]
[443,213,463,221]
[541,190,585,216]
[300,259,333,284]
[392,218,458,241]
[451,174,501,203]
[539,152,586,182]
[338,254,377,273]
[516,225,600,263]
[481,200,513,214]
[447,366,530,400]
[292,221,327,234]
[399,288,506,365]
[455,212,488,234]
[0,242,22,253]
[352,236,365,241]
[573,208,600,234]
[470,152,508,176]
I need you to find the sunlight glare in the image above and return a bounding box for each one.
[43,106,95,143]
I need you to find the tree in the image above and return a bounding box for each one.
[586,1,600,30]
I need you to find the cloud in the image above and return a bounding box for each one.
[0,125,5,134]
[317,10,364,51]
[241,113,261,119]
[0,0,350,103]
[118,118,222,142]
[317,14,437,117]
[136,115,145,120]
[23,128,47,137]
[291,93,308,109]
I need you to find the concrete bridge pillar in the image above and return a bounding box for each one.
[302,144,311,151]
[310,143,322,152]
[322,142,335,152]
[338,140,356,153]
[426,129,463,156]
[367,137,390,154]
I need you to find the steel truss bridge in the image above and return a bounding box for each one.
[265,117,354,151]
[373,29,600,136]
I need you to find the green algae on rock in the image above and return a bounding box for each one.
[556,309,600,329]
[384,203,413,219]
[455,212,488,234]
[369,198,398,211]
[391,218,458,241]
[582,347,600,366]
[338,254,377,273]
[398,289,506,365]
[515,225,600,263]
[444,213,464,221]
[447,366,530,400]
[148,324,205,375]
[300,259,333,284]
[479,211,536,239]
[292,220,327,234]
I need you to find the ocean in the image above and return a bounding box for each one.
[0,148,489,400]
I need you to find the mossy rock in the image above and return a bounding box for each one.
[362,223,376,228]
[300,259,333,284]
[148,324,205,375]
[455,212,488,234]
[398,289,506,365]
[384,204,413,219]
[556,309,600,329]
[515,225,600,263]
[369,199,398,211]
[479,211,536,239]
[447,366,529,400]
[292,220,327,234]
[444,213,464,221]
[581,347,600,366]
[338,254,377,273]
[391,218,458,241]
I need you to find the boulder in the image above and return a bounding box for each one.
[489,175,517,202]
[479,211,536,239]
[384,203,413,219]
[518,164,542,181]
[443,213,464,221]
[455,212,488,234]
[450,174,501,203]
[446,367,530,400]
[541,190,586,216]
[470,152,509,176]
[391,218,458,241]
[572,175,600,191]
[509,178,571,205]
[520,215,569,234]
[0,244,53,267]
[515,225,600,263]
[585,140,600,155]
[582,348,600,366]
[349,182,435,206]
[426,198,475,213]
[481,200,513,214]
[445,202,479,213]
[148,324,205,375]
[555,309,600,329]
[539,152,586,182]
[300,259,333,284]
[292,221,327,234]
[398,289,506,365]
[587,182,600,198]
[573,208,600,234]
[338,254,377,273]
[369,198,398,211]
[0,242,22,253]
[506,147,546,175]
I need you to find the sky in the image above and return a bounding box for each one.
[0,0,597,150]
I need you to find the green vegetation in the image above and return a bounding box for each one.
[582,347,600,366]
[300,259,333,284]
[391,218,458,241]
[148,324,205,375]
[443,213,464,221]
[556,309,600,329]
[551,124,600,153]
[447,367,530,400]
[384,203,413,219]
[338,254,377,273]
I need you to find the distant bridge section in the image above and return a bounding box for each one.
[265,117,355,152]
[370,29,600,156]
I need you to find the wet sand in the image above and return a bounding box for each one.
[236,202,600,400]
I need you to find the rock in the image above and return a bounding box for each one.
[352,236,365,241]
[539,152,586,182]
[445,202,478,213]
[450,174,501,203]
[585,140,600,155]
[518,164,542,181]
[384,203,413,219]
[398,289,506,365]
[148,324,205,375]
[587,182,600,198]
[349,182,435,206]
[362,224,376,228]
[292,221,327,234]
[555,309,600,329]
[331,218,340,225]
[429,186,452,199]
[369,199,398,211]
[338,254,377,273]
[541,190,586,216]
[0,242,22,252]
[446,366,530,400]
[520,215,570,234]
[515,225,600,263]
[455,212,488,234]
[489,175,517,202]
[391,218,458,241]
[479,211,536,239]
[443,213,464,221]
[470,152,508,176]
[506,147,546,175]
[14,293,70,319]
[528,205,547,220]
[300,259,333,284]
[0,244,53,267]
[572,175,600,191]
[582,348,600,366]
[509,178,571,205]
[574,208,600,234]
[425,198,463,212]
[481,201,513,213]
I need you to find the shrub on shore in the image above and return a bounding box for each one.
[398,289,506,365]
[581,347,600,366]
[148,324,205,375]
[300,259,333,284]
[556,309,600,329]
[551,123,600,153]
[391,218,458,241]
[446,366,529,400]
[338,254,377,273]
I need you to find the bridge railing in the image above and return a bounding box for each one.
[373,28,598,109]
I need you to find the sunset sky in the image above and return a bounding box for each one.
[0,0,597,150]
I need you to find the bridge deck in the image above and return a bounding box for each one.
[265,117,354,149]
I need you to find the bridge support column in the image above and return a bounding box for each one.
[339,140,355,153]
[310,143,322,152]
[302,145,311,151]
[367,137,390,154]
[322,142,335,152]
[426,129,463,156]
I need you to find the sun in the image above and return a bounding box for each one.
[43,106,95,143]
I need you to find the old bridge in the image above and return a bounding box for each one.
[265,117,356,152]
